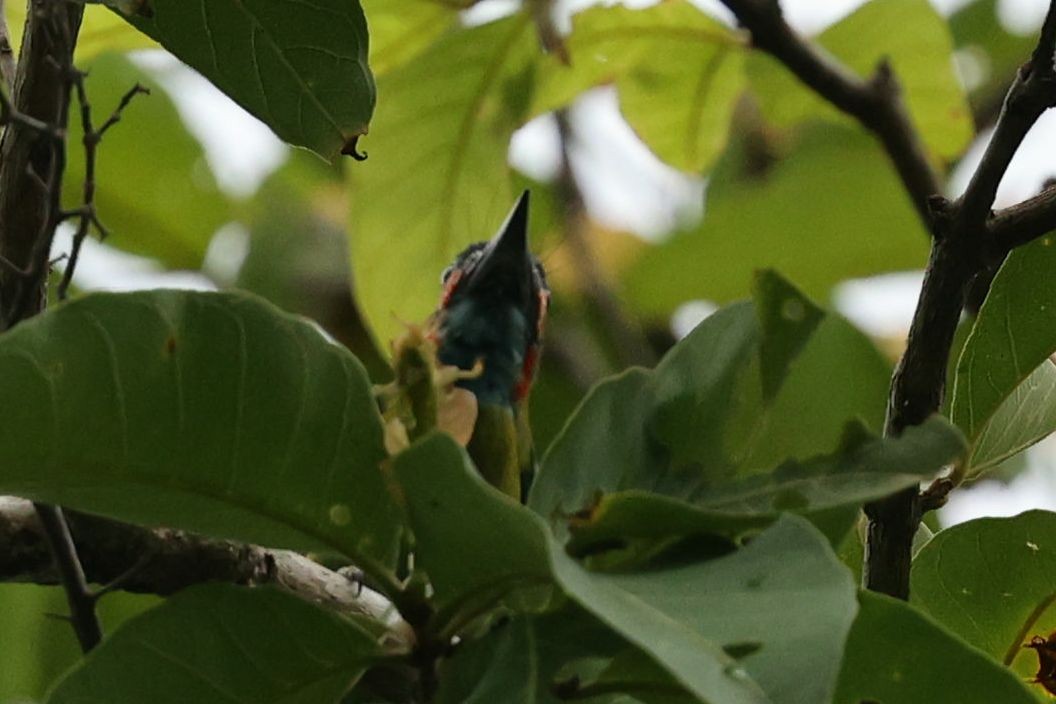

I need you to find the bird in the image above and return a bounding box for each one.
[431,191,549,501]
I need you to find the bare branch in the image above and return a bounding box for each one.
[717,0,942,225]
[990,185,1056,248]
[59,77,148,300]
[0,497,413,646]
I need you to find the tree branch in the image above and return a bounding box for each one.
[0,0,100,651]
[32,503,101,650]
[0,497,413,646]
[718,0,942,225]
[722,0,1056,599]
[863,0,1056,598]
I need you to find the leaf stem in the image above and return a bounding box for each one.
[1004,591,1056,666]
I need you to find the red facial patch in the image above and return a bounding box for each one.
[515,345,540,402]
[440,268,464,309]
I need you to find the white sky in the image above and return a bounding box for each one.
[62,0,1056,525]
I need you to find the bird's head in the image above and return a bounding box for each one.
[433,191,549,408]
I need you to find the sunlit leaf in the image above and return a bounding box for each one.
[625,127,930,317]
[749,0,972,159]
[364,0,458,76]
[349,14,537,346]
[534,1,746,173]
[0,290,404,582]
[124,0,375,160]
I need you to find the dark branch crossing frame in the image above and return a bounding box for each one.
[720,0,1056,599]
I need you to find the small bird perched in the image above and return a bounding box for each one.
[431,191,549,500]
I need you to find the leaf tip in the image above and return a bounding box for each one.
[342,135,368,161]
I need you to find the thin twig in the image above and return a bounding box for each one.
[32,503,101,651]
[58,77,148,300]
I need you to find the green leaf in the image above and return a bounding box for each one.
[0,584,157,702]
[691,416,964,514]
[434,607,641,704]
[557,417,962,571]
[533,1,746,173]
[65,53,231,269]
[531,273,953,541]
[0,290,404,582]
[363,0,458,76]
[911,510,1056,689]
[951,236,1056,475]
[5,4,157,61]
[125,0,375,160]
[835,591,1036,704]
[348,14,537,346]
[47,584,386,704]
[624,126,931,317]
[391,433,551,623]
[748,0,972,159]
[237,151,391,381]
[552,515,858,704]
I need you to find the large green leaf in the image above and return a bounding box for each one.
[65,53,231,269]
[748,0,972,159]
[624,126,931,317]
[0,290,404,583]
[390,433,551,625]
[47,584,386,703]
[531,272,959,541]
[834,591,1036,704]
[348,14,536,346]
[911,510,1056,691]
[552,515,858,704]
[363,0,458,76]
[124,0,375,160]
[951,236,1056,476]
[533,1,746,173]
[0,585,157,702]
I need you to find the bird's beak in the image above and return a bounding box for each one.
[464,191,533,305]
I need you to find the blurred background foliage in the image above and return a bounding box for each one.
[0,0,1051,699]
